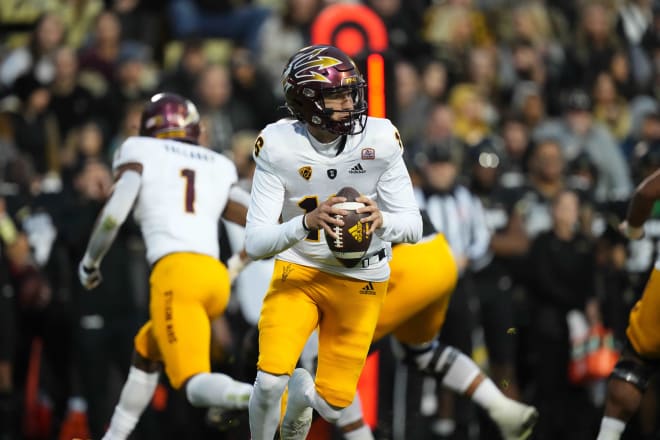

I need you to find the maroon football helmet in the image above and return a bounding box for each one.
[139,93,201,144]
[282,45,367,135]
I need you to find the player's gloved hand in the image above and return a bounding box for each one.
[79,260,102,290]
[227,251,251,284]
[619,220,645,240]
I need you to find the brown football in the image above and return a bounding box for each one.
[325,186,372,268]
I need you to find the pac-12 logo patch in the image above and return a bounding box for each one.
[327,169,337,179]
[298,166,312,180]
[361,148,375,160]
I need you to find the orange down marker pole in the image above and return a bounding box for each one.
[356,52,386,431]
[311,3,388,435]
[367,53,385,118]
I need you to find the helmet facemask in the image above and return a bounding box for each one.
[309,82,367,135]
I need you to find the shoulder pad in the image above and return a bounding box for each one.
[364,117,404,158]
[253,120,300,172]
[113,136,155,171]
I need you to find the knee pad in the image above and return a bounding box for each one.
[390,338,437,369]
[392,338,460,380]
[252,371,288,406]
[610,359,655,393]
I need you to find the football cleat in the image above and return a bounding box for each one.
[280,368,314,440]
[489,399,538,440]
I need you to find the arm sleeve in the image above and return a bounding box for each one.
[375,155,422,244]
[228,185,251,208]
[244,164,308,260]
[81,170,141,267]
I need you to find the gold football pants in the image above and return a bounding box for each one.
[257,260,387,407]
[375,233,458,344]
[134,252,230,389]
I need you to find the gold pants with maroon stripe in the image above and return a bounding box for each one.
[374,233,458,344]
[628,268,660,358]
[134,252,230,389]
[257,260,387,407]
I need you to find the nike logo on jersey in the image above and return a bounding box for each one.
[349,163,366,174]
[360,281,376,295]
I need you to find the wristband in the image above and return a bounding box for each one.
[302,214,310,232]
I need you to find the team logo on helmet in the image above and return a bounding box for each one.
[283,46,342,88]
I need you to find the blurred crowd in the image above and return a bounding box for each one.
[2,0,660,439]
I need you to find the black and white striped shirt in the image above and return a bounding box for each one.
[415,185,492,274]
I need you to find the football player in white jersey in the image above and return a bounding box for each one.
[78,93,253,440]
[245,45,422,440]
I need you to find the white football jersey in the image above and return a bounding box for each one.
[246,117,422,282]
[113,136,237,265]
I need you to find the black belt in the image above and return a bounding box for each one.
[361,248,387,268]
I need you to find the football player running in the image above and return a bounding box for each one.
[245,45,422,440]
[78,93,253,440]
[597,167,660,440]
[334,221,539,440]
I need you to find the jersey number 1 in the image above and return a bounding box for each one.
[180,169,195,213]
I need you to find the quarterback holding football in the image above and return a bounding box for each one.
[244,45,422,439]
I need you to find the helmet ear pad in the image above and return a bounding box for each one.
[282,45,368,135]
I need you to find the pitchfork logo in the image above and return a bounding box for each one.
[283,47,342,87]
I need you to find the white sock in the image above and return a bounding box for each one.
[337,394,374,439]
[185,372,252,409]
[308,388,343,423]
[439,350,481,394]
[471,377,509,412]
[596,416,626,440]
[248,371,289,440]
[344,425,374,440]
[102,366,159,440]
[337,394,364,427]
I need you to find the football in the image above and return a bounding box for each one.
[325,186,372,268]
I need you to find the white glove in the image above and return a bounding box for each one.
[227,252,250,284]
[79,260,102,290]
[619,221,644,240]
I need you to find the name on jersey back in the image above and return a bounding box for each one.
[164,143,215,162]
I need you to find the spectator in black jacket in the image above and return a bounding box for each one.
[528,189,599,440]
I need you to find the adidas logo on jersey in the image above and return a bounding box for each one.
[360,281,376,295]
[349,163,366,174]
